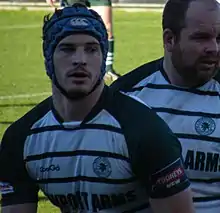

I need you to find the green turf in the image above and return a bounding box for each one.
[0,9,163,212]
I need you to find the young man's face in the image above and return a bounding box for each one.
[171,1,220,86]
[53,34,103,99]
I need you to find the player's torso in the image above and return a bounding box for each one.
[23,110,149,213]
[126,70,220,212]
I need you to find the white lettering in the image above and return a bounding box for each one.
[156,167,184,185]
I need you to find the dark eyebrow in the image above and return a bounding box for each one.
[84,42,100,46]
[58,43,74,47]
[58,42,100,47]
[190,31,213,37]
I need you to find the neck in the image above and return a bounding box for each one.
[163,54,197,88]
[52,82,105,122]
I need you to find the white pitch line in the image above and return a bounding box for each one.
[0,92,51,100]
[0,24,41,30]
[0,23,160,30]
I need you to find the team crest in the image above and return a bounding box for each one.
[70,18,89,27]
[195,117,216,136]
[93,157,112,178]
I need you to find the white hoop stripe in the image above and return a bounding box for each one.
[0,92,51,100]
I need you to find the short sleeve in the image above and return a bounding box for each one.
[0,126,39,206]
[129,112,190,199]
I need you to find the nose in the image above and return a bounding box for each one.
[72,48,86,66]
[204,39,219,54]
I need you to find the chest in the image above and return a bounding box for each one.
[133,88,220,135]
[23,129,134,191]
[132,87,220,178]
[23,129,147,211]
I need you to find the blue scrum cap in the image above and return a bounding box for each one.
[42,4,108,80]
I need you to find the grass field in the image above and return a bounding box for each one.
[0,9,163,212]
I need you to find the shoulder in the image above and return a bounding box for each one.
[106,89,182,170]
[1,97,52,146]
[110,57,163,92]
[106,89,169,137]
[0,97,52,186]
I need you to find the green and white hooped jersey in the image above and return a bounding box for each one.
[0,87,189,213]
[111,58,220,213]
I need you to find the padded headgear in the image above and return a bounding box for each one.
[42,4,108,80]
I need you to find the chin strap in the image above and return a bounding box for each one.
[52,73,102,100]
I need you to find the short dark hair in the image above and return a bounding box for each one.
[162,0,194,37]
[162,0,219,37]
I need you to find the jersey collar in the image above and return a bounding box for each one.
[82,85,111,124]
[51,85,111,124]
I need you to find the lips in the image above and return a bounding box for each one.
[201,60,216,64]
[200,57,218,64]
[199,58,218,68]
[68,71,89,78]
[199,62,217,71]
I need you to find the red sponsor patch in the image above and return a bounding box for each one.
[151,158,189,196]
[156,167,184,187]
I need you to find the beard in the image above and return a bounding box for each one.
[53,74,101,100]
[171,45,219,87]
[52,75,90,100]
[64,89,89,100]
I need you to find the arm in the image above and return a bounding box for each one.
[148,132,195,213]
[150,188,194,213]
[2,203,37,213]
[0,126,39,212]
[148,153,194,213]
[129,110,195,213]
